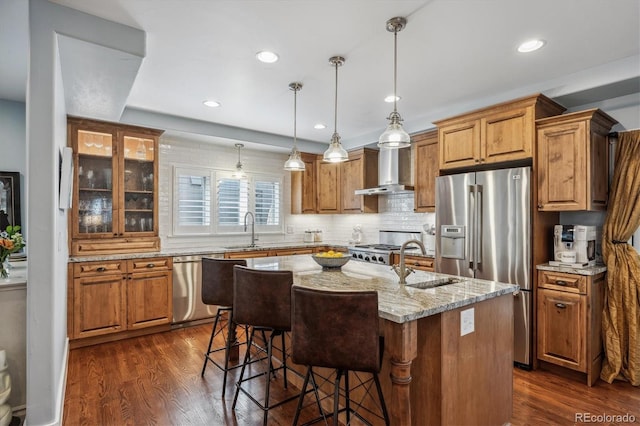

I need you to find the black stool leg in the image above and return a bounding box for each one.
[292,366,312,426]
[201,308,221,377]
[333,369,343,425]
[221,314,235,397]
[373,372,390,425]
[263,331,276,425]
[345,370,351,425]
[232,327,255,410]
[281,331,288,389]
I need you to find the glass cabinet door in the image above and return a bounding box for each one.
[76,130,116,236]
[122,135,155,235]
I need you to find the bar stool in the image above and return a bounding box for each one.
[291,287,390,426]
[231,265,299,425]
[200,257,247,397]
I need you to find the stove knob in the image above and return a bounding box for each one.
[372,256,379,262]
[352,253,357,259]
[358,254,363,259]
[364,256,370,262]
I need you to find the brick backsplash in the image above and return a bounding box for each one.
[159,138,435,250]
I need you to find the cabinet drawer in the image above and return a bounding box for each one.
[405,256,435,271]
[127,257,172,273]
[538,271,586,294]
[73,260,126,277]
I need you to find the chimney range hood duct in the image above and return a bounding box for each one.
[355,148,413,195]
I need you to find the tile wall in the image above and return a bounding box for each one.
[158,137,434,251]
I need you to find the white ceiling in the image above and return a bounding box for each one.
[2,0,639,151]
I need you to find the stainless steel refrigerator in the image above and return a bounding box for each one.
[435,166,532,368]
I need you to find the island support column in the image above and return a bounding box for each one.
[382,319,418,425]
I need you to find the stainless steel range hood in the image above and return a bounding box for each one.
[355,148,413,195]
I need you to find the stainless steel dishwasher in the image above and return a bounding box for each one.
[172,253,222,326]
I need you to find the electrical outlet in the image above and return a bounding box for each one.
[460,308,475,336]
[286,225,294,234]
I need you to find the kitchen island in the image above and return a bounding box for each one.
[244,255,519,426]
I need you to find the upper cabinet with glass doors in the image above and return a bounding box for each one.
[68,117,164,256]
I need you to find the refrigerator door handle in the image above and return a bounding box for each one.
[468,185,475,269]
[476,184,483,268]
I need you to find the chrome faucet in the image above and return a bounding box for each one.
[392,239,427,284]
[243,211,258,247]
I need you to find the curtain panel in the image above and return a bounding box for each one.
[601,129,640,385]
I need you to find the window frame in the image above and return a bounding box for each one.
[171,165,284,237]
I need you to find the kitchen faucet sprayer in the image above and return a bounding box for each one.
[243,212,257,247]
[393,239,426,284]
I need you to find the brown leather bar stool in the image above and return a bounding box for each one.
[291,287,390,426]
[231,265,299,425]
[200,257,247,397]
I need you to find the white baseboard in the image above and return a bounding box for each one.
[25,337,69,426]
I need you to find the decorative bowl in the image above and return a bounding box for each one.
[311,253,351,270]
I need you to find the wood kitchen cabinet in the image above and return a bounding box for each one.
[340,148,378,213]
[434,94,565,170]
[68,256,173,348]
[390,253,435,271]
[291,148,378,214]
[536,109,617,211]
[413,129,438,212]
[537,269,605,386]
[68,116,164,256]
[290,152,317,214]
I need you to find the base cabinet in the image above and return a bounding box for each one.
[537,270,605,385]
[69,257,173,347]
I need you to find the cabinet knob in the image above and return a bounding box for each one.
[537,204,542,209]
[146,263,156,268]
[555,303,567,309]
[475,159,480,163]
[555,280,567,286]
[96,267,106,272]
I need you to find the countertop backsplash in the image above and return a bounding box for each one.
[157,137,434,252]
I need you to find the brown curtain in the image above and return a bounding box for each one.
[601,129,640,385]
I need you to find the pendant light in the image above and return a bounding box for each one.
[378,17,411,149]
[232,143,246,179]
[284,82,306,171]
[323,56,349,163]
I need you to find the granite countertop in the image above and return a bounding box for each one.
[536,263,607,276]
[246,255,518,324]
[68,241,347,262]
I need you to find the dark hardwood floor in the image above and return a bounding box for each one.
[63,323,640,426]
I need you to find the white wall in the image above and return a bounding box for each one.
[159,137,435,251]
[0,99,26,231]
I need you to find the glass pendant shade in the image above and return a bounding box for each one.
[284,82,306,171]
[233,143,247,178]
[323,56,348,163]
[323,133,349,162]
[284,147,305,171]
[378,111,411,148]
[378,17,411,149]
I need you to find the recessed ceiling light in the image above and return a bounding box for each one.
[384,95,401,103]
[517,39,545,53]
[203,100,221,108]
[256,51,279,63]
[314,123,327,130]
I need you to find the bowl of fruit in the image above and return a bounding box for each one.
[312,250,350,270]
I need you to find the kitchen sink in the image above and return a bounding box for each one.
[406,277,466,289]
[222,244,263,250]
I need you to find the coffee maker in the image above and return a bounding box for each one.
[551,225,597,267]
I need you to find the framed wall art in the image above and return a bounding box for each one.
[0,171,21,231]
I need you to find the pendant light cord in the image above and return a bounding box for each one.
[334,60,339,135]
[393,27,398,114]
[293,86,298,149]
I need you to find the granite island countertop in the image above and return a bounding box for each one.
[243,254,519,324]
